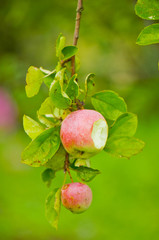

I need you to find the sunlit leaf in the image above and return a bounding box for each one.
[45,188,61,229]
[55,68,66,87]
[23,115,45,139]
[39,97,55,115]
[37,67,56,88]
[37,112,60,128]
[21,127,60,167]
[25,66,45,98]
[91,90,127,121]
[136,24,159,45]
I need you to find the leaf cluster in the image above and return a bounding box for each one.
[22,34,145,228]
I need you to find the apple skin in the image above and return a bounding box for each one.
[61,182,92,213]
[60,109,108,158]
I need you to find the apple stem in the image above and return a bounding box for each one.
[63,171,67,185]
[71,0,84,77]
[64,152,74,183]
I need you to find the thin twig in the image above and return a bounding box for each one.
[71,0,83,76]
[62,171,67,185]
[64,152,73,183]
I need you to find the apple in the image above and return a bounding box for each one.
[60,109,108,158]
[61,182,92,213]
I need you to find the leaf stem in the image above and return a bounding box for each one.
[71,0,83,76]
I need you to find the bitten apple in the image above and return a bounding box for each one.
[61,182,92,213]
[60,109,108,158]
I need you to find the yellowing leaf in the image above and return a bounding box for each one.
[25,66,45,97]
[45,188,61,229]
[23,115,45,139]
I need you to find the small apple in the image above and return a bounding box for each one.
[61,182,92,213]
[60,109,108,158]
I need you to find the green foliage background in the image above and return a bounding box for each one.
[0,0,159,239]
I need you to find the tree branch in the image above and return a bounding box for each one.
[71,0,83,76]
[64,152,73,183]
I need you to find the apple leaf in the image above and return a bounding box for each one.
[91,90,127,121]
[108,113,138,139]
[105,137,145,159]
[39,97,55,115]
[41,168,55,187]
[23,115,45,140]
[136,24,159,45]
[50,80,71,109]
[85,73,95,97]
[66,74,79,100]
[135,0,159,20]
[55,68,66,87]
[45,188,61,229]
[21,127,60,167]
[37,112,60,128]
[45,145,66,171]
[62,46,78,61]
[43,71,56,88]
[25,66,45,98]
[56,33,66,58]
[71,165,101,182]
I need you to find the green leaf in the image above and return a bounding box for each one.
[71,165,100,182]
[25,66,45,98]
[45,188,61,229]
[62,46,78,61]
[23,115,45,139]
[39,97,54,115]
[85,73,95,97]
[108,113,138,139]
[56,33,66,58]
[91,90,127,121]
[55,68,65,87]
[21,127,60,167]
[39,67,52,75]
[135,0,159,20]
[45,145,66,171]
[39,98,65,120]
[37,113,60,128]
[41,168,55,187]
[44,73,56,88]
[136,24,159,45]
[66,74,79,100]
[50,80,71,109]
[105,137,145,159]
[38,68,56,88]
[74,159,91,168]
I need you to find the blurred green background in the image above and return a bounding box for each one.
[0,0,159,239]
